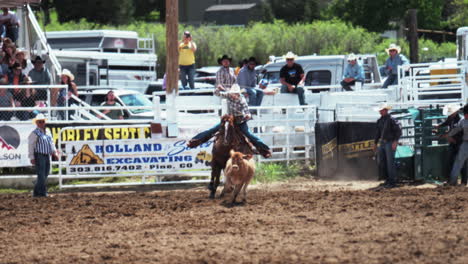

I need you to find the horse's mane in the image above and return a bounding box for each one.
[215,114,254,154]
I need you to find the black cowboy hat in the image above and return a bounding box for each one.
[31,56,46,64]
[217,54,232,65]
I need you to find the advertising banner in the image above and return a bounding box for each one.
[47,124,152,145]
[0,123,35,167]
[315,122,338,178]
[337,122,378,179]
[65,138,214,174]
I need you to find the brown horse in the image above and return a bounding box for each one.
[208,114,253,199]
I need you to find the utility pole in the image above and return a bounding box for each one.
[166,0,179,95]
[165,0,179,124]
[408,9,418,63]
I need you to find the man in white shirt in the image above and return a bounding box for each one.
[0,8,20,42]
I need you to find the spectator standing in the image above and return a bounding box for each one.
[447,105,468,186]
[28,114,58,197]
[237,57,264,107]
[0,87,13,120]
[0,8,20,42]
[437,104,467,185]
[373,103,402,188]
[382,44,409,88]
[99,91,124,120]
[216,54,236,91]
[28,56,51,101]
[57,69,78,120]
[178,31,197,90]
[341,53,365,91]
[280,51,307,105]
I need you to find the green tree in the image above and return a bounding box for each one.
[447,0,468,28]
[326,0,445,32]
[268,0,320,23]
[53,0,134,25]
[133,0,165,22]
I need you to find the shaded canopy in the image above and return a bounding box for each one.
[0,0,40,8]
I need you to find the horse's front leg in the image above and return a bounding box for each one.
[209,164,222,199]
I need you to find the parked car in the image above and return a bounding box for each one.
[77,88,154,119]
[194,66,219,85]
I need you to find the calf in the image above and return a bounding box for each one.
[221,150,256,205]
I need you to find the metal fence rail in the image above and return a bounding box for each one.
[398,60,468,103]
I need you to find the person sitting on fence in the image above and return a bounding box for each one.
[0,87,13,120]
[382,44,409,88]
[280,51,307,105]
[341,53,365,91]
[187,84,272,158]
[237,57,264,107]
[216,54,236,91]
[99,90,124,120]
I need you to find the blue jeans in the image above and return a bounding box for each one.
[193,121,269,151]
[450,142,468,185]
[179,64,195,90]
[281,84,306,105]
[193,123,221,141]
[245,87,264,106]
[378,142,397,185]
[33,153,50,197]
[382,74,398,88]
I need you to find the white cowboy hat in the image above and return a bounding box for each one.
[373,103,392,112]
[443,104,460,116]
[33,113,47,124]
[385,43,401,54]
[347,53,357,61]
[61,69,75,81]
[283,51,297,60]
[229,84,241,94]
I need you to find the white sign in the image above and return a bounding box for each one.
[65,138,214,174]
[0,123,35,167]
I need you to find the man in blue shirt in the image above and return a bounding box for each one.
[237,57,263,107]
[341,53,364,91]
[382,44,409,88]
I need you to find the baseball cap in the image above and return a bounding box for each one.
[184,31,191,37]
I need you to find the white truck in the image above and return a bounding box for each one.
[46,30,157,94]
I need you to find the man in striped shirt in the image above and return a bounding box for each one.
[28,114,58,197]
[216,55,236,91]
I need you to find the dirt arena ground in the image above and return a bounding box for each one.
[1,179,468,264]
